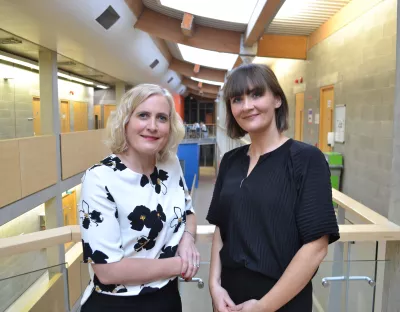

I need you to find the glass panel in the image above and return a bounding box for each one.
[0,260,66,312]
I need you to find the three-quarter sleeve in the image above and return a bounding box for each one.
[206,154,228,226]
[79,168,124,264]
[295,148,340,245]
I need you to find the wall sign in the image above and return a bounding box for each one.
[314,113,320,125]
[335,104,346,143]
[308,109,313,124]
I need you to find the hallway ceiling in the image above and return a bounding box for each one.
[0,0,184,92]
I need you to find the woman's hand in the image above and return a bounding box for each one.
[176,231,200,280]
[230,300,267,312]
[211,284,238,312]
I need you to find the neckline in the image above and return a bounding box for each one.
[112,154,157,177]
[245,138,292,159]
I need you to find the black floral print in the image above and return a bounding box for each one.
[179,177,184,190]
[134,236,156,252]
[105,186,115,202]
[80,200,104,229]
[159,244,178,259]
[170,207,186,233]
[140,167,169,194]
[90,155,127,172]
[139,284,159,295]
[93,274,127,293]
[82,239,109,264]
[128,204,165,241]
[115,208,119,219]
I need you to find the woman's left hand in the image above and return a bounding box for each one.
[176,232,200,280]
[229,299,266,312]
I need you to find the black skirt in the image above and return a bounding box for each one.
[221,266,312,312]
[81,278,182,312]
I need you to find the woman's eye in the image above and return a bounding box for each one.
[158,115,168,122]
[232,97,242,104]
[138,113,149,119]
[252,92,262,99]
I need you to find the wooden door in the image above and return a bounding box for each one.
[73,101,88,131]
[319,86,334,152]
[104,105,116,128]
[94,104,102,129]
[32,97,41,136]
[60,100,70,133]
[294,93,304,141]
[62,191,77,226]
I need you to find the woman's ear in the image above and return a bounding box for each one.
[274,97,282,109]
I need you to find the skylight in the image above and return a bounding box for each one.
[178,44,237,70]
[160,0,258,24]
[190,77,224,87]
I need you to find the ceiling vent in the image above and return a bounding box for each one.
[96,6,120,30]
[167,77,174,83]
[57,61,76,66]
[149,59,159,69]
[0,37,22,45]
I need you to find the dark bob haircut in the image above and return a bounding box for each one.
[223,63,289,139]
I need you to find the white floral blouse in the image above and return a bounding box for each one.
[79,154,194,305]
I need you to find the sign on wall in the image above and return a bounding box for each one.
[335,104,346,143]
[308,109,313,124]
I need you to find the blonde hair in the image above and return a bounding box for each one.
[106,84,185,161]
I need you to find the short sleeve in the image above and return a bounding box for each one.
[79,168,123,264]
[295,148,340,245]
[206,154,228,226]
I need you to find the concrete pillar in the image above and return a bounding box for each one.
[39,51,69,311]
[115,81,126,105]
[382,1,400,310]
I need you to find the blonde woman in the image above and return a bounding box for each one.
[79,84,199,311]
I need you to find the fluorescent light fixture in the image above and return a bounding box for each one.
[190,77,223,87]
[178,44,237,70]
[96,84,109,89]
[57,72,94,85]
[160,0,258,24]
[0,54,39,70]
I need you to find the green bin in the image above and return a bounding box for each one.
[324,152,343,191]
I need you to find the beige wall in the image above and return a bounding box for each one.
[272,0,397,217]
[0,62,94,140]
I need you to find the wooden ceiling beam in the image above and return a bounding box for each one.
[257,34,307,60]
[245,0,286,46]
[169,58,226,83]
[187,88,217,100]
[232,56,243,69]
[182,77,219,94]
[124,0,144,19]
[134,8,241,54]
[181,13,195,37]
[193,64,200,74]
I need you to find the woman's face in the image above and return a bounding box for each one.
[125,95,171,156]
[230,87,281,135]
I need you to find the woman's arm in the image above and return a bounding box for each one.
[93,257,182,285]
[178,213,200,280]
[210,227,237,312]
[253,235,328,312]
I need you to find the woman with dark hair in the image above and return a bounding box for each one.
[207,64,339,312]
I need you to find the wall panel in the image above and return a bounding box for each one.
[0,140,22,207]
[18,136,57,197]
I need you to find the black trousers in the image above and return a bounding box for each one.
[81,278,182,312]
[221,266,312,312]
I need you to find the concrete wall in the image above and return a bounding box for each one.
[272,0,397,216]
[94,88,116,105]
[0,204,47,312]
[0,62,94,139]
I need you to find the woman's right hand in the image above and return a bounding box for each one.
[211,283,237,312]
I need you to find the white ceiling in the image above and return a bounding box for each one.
[0,0,183,92]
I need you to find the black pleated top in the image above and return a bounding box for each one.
[206,139,340,280]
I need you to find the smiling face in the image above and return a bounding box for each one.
[125,94,171,157]
[230,87,281,135]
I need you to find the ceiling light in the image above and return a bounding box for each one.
[57,72,93,85]
[160,0,258,24]
[178,44,237,70]
[96,84,109,89]
[190,77,224,87]
[0,54,39,70]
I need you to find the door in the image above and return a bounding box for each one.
[94,104,102,129]
[319,86,334,152]
[32,97,41,136]
[73,101,88,131]
[104,105,116,128]
[294,93,304,141]
[62,190,77,251]
[60,100,70,133]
